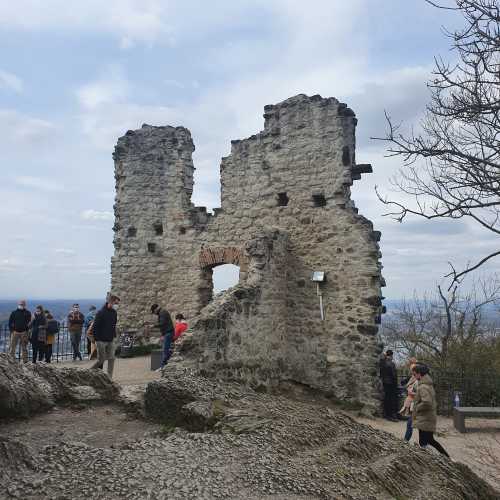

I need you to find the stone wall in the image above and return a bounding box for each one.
[111,94,384,412]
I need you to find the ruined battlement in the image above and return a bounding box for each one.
[111,94,384,412]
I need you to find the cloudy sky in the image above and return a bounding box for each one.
[0,0,497,300]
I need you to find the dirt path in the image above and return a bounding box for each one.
[355,414,500,491]
[0,405,161,453]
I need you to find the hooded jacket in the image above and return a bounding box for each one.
[412,374,438,432]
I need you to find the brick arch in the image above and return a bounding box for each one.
[199,246,248,271]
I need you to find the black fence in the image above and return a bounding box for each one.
[0,324,90,363]
[432,370,500,416]
[398,369,500,416]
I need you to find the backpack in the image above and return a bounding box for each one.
[47,320,60,335]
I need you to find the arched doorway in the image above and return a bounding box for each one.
[198,246,248,307]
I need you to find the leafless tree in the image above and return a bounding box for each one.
[374,0,500,287]
[381,278,500,367]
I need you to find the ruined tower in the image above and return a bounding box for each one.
[111,94,384,412]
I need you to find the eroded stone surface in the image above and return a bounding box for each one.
[111,94,384,412]
[0,353,120,418]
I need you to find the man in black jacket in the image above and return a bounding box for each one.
[151,303,174,369]
[90,294,120,378]
[8,299,31,363]
[379,349,399,421]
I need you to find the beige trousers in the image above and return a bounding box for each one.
[9,331,29,363]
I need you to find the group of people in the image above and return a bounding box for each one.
[380,349,449,457]
[8,300,60,363]
[8,296,188,380]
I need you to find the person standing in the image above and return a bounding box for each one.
[30,305,47,363]
[91,295,120,378]
[84,305,97,358]
[45,312,59,363]
[379,349,399,421]
[8,299,31,363]
[412,364,449,457]
[67,304,85,361]
[399,357,418,441]
[151,304,174,369]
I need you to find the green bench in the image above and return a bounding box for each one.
[453,406,500,433]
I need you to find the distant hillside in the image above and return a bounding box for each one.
[0,300,103,326]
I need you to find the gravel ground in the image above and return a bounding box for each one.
[1,371,498,500]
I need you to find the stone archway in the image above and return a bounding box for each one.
[198,246,248,308]
[199,246,248,271]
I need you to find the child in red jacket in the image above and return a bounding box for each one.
[173,313,188,342]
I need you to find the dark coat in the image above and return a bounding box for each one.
[31,313,47,343]
[158,308,174,336]
[93,306,117,342]
[8,308,32,332]
[379,356,398,386]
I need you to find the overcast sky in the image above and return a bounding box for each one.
[0,0,497,300]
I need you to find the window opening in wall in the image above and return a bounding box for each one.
[199,264,240,307]
[277,192,289,206]
[153,222,163,236]
[127,227,137,237]
[312,193,326,207]
[147,242,156,253]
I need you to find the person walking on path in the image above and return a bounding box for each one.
[379,349,399,421]
[91,295,120,378]
[412,364,450,457]
[399,357,418,441]
[67,304,85,361]
[173,313,188,343]
[45,312,59,363]
[84,305,97,358]
[151,304,174,369]
[8,299,31,363]
[30,305,47,363]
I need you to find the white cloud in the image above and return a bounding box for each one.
[14,175,64,192]
[0,69,23,92]
[76,67,129,110]
[0,110,55,145]
[0,0,173,47]
[81,209,114,221]
[54,248,76,256]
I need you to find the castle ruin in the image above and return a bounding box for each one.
[111,94,384,411]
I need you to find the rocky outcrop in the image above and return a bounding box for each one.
[0,363,497,499]
[0,354,120,419]
[142,369,499,500]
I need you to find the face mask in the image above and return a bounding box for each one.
[112,304,119,310]
[17,305,24,309]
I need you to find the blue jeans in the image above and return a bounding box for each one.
[404,416,413,441]
[160,334,173,368]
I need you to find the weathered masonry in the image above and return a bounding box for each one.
[111,94,384,411]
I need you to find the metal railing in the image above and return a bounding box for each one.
[0,324,90,363]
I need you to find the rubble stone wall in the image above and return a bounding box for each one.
[111,94,384,411]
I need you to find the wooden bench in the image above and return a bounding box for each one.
[453,407,500,433]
